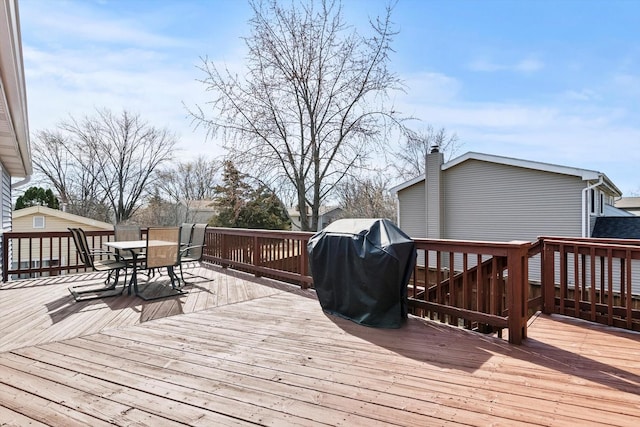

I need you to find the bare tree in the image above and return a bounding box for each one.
[32,130,111,221]
[391,126,461,181]
[155,156,220,222]
[190,0,403,231]
[335,175,396,221]
[32,109,177,223]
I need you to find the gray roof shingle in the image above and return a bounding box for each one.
[592,217,640,239]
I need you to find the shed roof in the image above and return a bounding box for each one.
[13,206,113,229]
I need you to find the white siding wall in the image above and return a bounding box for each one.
[444,160,584,242]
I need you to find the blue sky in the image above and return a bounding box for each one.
[19,0,640,194]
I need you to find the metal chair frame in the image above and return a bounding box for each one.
[178,223,207,283]
[67,227,128,301]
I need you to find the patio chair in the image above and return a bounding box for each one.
[135,226,187,301]
[180,223,195,248]
[67,227,128,301]
[114,224,143,264]
[178,223,207,283]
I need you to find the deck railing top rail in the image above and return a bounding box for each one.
[207,227,314,239]
[412,237,532,257]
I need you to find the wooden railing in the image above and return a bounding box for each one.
[2,230,117,281]
[406,239,531,344]
[203,227,314,288]
[3,228,639,341]
[540,236,640,332]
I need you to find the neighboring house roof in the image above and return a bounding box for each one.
[288,205,342,218]
[592,217,640,239]
[614,197,640,210]
[320,206,343,217]
[390,151,621,197]
[183,199,216,211]
[604,204,634,217]
[0,0,31,178]
[13,206,113,229]
[181,199,217,223]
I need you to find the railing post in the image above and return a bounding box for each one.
[221,233,228,269]
[542,240,556,315]
[299,238,310,289]
[2,232,8,282]
[253,235,261,277]
[507,242,529,344]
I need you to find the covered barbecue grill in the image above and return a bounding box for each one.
[307,218,416,328]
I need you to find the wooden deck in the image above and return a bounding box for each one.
[0,265,639,426]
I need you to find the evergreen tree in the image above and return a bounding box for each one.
[210,161,251,228]
[211,161,290,230]
[15,187,60,210]
[241,186,290,230]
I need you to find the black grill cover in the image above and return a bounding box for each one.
[307,218,416,328]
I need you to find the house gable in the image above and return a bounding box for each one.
[12,206,113,232]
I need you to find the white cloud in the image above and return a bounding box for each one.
[21,1,185,49]
[400,72,461,105]
[395,76,640,194]
[561,89,599,102]
[468,56,544,74]
[611,73,640,96]
[514,58,544,73]
[468,58,502,72]
[24,44,221,162]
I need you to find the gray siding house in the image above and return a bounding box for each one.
[391,151,623,243]
[391,150,638,289]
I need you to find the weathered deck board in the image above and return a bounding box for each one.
[0,265,284,353]
[1,265,639,426]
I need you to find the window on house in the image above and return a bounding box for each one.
[590,189,595,214]
[599,192,604,215]
[33,216,45,229]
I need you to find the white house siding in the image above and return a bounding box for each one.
[443,160,584,242]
